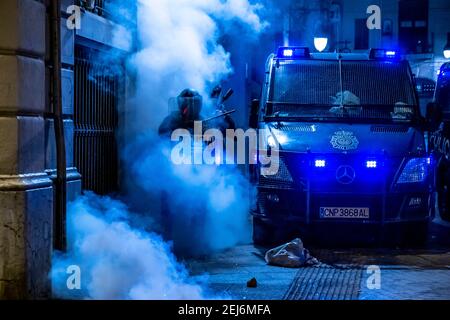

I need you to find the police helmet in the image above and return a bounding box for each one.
[177,89,202,120]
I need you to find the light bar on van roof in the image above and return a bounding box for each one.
[369,48,400,60]
[277,47,311,59]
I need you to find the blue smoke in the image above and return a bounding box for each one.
[51,0,265,299]
[51,192,208,299]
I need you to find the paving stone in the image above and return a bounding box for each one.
[188,237,450,300]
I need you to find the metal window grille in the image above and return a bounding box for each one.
[76,1,136,26]
[74,45,121,195]
[78,0,105,16]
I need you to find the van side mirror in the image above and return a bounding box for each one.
[249,99,260,129]
[426,102,443,131]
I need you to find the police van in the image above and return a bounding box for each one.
[251,47,434,245]
[429,62,450,222]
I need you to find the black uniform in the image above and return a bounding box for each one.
[158,89,203,242]
[158,111,200,137]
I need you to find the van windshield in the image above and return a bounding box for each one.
[266,60,418,122]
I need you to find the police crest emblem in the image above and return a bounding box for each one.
[330,131,359,150]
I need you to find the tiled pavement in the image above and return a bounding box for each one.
[187,245,299,300]
[360,268,450,300]
[187,219,450,300]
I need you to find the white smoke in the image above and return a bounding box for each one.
[127,140,253,256]
[128,0,267,131]
[51,193,206,299]
[51,0,266,299]
[123,0,266,255]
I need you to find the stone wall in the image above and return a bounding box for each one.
[0,0,81,299]
[0,0,52,299]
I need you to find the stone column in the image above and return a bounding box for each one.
[0,0,53,299]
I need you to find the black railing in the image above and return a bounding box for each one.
[74,45,121,195]
[77,0,106,17]
[76,0,136,26]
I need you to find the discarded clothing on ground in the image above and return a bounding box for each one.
[265,238,319,268]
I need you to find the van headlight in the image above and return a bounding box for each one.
[397,158,430,184]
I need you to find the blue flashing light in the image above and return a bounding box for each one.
[315,159,326,168]
[277,46,311,59]
[366,160,377,168]
[370,48,399,60]
[386,50,396,57]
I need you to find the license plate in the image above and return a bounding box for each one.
[320,207,370,219]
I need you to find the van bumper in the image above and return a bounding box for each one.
[252,188,432,225]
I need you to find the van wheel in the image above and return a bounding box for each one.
[402,222,429,246]
[383,222,429,246]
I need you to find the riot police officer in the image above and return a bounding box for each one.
[158,88,203,137]
[158,88,203,243]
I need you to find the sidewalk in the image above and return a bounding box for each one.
[187,227,450,300]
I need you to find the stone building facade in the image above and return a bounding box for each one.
[0,0,129,299]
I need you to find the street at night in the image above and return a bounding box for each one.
[188,217,450,300]
[0,0,450,314]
